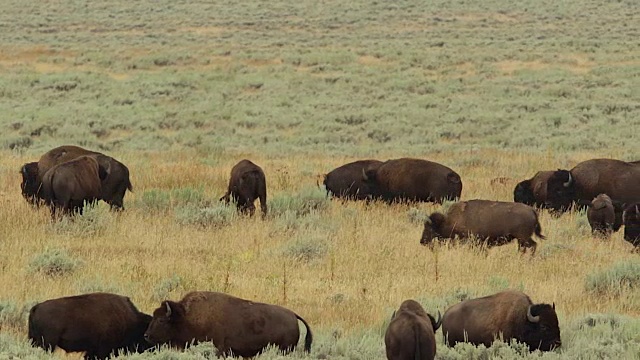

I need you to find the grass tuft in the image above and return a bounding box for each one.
[28,248,82,277]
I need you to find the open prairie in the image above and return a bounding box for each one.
[0,0,639,359]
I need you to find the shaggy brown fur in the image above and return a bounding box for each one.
[385,300,441,360]
[28,293,151,360]
[441,290,561,352]
[144,291,312,357]
[323,159,383,200]
[587,194,616,237]
[420,200,545,255]
[220,159,268,217]
[40,156,105,218]
[547,159,640,212]
[513,171,554,208]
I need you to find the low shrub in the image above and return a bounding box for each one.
[175,203,237,227]
[585,260,640,296]
[269,186,330,218]
[28,248,82,277]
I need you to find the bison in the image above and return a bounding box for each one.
[513,171,554,208]
[323,159,383,200]
[28,293,152,360]
[362,158,462,203]
[20,145,133,210]
[623,203,640,247]
[41,156,106,217]
[220,160,268,218]
[545,159,640,213]
[144,291,312,357]
[385,300,441,360]
[420,200,545,255]
[587,194,616,237]
[441,290,561,351]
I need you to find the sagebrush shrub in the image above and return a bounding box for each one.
[28,248,82,277]
[585,260,640,296]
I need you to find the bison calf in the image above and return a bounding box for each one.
[28,293,152,360]
[420,200,545,255]
[623,203,640,248]
[220,159,267,217]
[441,290,561,351]
[323,159,382,200]
[144,291,312,357]
[385,300,441,360]
[587,194,616,237]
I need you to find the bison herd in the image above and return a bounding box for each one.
[27,289,559,360]
[14,145,640,359]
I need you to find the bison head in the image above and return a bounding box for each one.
[420,213,447,246]
[20,162,41,205]
[513,180,536,206]
[144,301,186,346]
[523,303,561,351]
[545,169,576,212]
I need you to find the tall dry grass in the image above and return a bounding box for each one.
[1,148,638,329]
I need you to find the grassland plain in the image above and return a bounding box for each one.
[0,0,639,359]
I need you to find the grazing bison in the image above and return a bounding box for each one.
[420,200,545,255]
[545,159,640,212]
[513,171,554,208]
[441,290,561,351]
[362,158,462,203]
[220,160,268,217]
[20,145,133,210]
[587,194,616,237]
[385,300,441,360]
[144,291,312,357]
[28,293,152,360]
[323,159,383,200]
[41,156,106,217]
[623,203,640,247]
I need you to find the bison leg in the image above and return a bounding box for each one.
[517,238,537,256]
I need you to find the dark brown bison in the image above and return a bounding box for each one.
[587,194,616,237]
[385,300,441,360]
[441,290,561,351]
[323,159,383,200]
[20,145,133,210]
[144,291,312,357]
[513,171,554,208]
[20,162,40,205]
[623,203,640,247]
[220,159,268,217]
[420,200,545,255]
[41,156,106,217]
[28,293,152,360]
[545,159,640,213]
[362,158,462,203]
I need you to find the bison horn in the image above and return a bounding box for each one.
[563,173,572,188]
[165,302,172,317]
[434,310,442,330]
[362,168,368,181]
[552,302,556,310]
[527,305,540,323]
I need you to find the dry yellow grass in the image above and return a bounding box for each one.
[0,148,638,352]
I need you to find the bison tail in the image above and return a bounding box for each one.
[126,178,133,192]
[295,313,313,353]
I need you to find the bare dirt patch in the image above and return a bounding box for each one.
[496,55,596,75]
